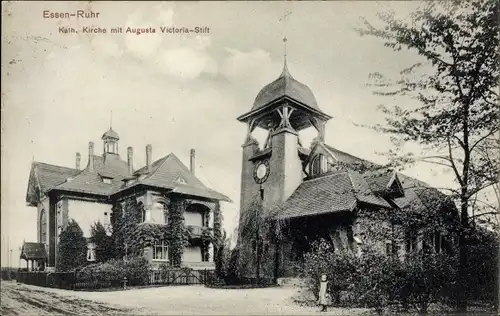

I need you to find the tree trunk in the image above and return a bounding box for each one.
[457,196,469,312]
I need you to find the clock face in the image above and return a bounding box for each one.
[253,160,270,184]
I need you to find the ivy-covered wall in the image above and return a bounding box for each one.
[111,194,191,265]
[109,193,226,270]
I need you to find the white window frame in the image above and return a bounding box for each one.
[87,243,96,262]
[142,208,151,223]
[152,242,169,262]
[431,231,445,253]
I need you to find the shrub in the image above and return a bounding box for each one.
[90,221,115,262]
[464,227,499,306]
[299,239,358,306]
[299,239,459,315]
[57,219,87,272]
[76,257,151,287]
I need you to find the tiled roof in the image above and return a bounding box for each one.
[55,154,130,195]
[35,152,230,202]
[137,154,231,202]
[347,171,392,208]
[364,169,396,193]
[32,162,80,193]
[275,163,454,220]
[20,242,47,260]
[394,174,442,210]
[102,128,119,140]
[276,170,393,220]
[252,62,322,113]
[26,162,80,205]
[323,144,377,168]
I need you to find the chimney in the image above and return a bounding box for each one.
[190,149,196,174]
[146,144,152,173]
[88,142,95,172]
[76,152,81,170]
[127,147,134,174]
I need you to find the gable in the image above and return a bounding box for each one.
[386,172,405,198]
[26,162,80,205]
[365,170,405,198]
[306,142,341,176]
[140,154,206,189]
[26,167,41,206]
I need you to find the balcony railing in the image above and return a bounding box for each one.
[187,225,208,237]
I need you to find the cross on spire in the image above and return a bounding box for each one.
[278,2,292,64]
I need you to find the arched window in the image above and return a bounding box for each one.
[310,154,328,176]
[40,209,47,244]
[151,202,168,224]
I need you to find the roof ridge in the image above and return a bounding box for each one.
[33,161,77,171]
[324,144,376,165]
[32,164,44,195]
[141,153,172,181]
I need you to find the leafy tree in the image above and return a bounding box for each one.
[357,0,499,310]
[56,219,87,271]
[213,202,225,278]
[239,198,266,279]
[90,221,115,262]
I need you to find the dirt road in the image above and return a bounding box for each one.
[0,281,143,316]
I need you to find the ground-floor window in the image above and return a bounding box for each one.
[386,240,400,257]
[153,242,168,261]
[431,231,446,253]
[405,230,418,253]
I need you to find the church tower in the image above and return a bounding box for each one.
[237,58,332,225]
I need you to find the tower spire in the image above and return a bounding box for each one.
[110,110,113,129]
[279,2,292,76]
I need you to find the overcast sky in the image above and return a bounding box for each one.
[2,1,456,266]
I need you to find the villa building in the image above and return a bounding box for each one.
[25,128,230,272]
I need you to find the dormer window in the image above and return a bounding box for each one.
[102,177,112,184]
[310,154,328,176]
[175,176,187,184]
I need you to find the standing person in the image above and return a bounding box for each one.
[318,274,328,312]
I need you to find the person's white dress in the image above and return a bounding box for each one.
[319,281,328,305]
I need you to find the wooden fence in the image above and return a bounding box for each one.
[1,268,18,281]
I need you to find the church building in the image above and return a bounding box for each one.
[25,127,230,272]
[237,59,457,279]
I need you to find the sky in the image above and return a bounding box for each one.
[1,1,458,267]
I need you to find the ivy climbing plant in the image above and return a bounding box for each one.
[111,195,192,264]
[167,198,192,266]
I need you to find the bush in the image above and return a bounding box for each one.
[299,240,358,306]
[299,239,459,315]
[464,227,499,306]
[90,221,115,262]
[396,252,458,313]
[76,257,151,287]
